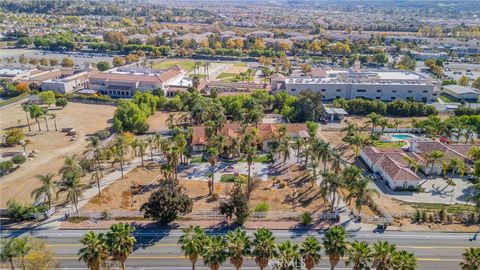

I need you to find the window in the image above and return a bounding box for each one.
[335,96,341,99]
[408,90,412,93]
[377,89,382,92]
[357,89,366,92]
[391,97,396,100]
[392,90,397,93]
[336,89,341,92]
[291,88,296,92]
[423,90,428,93]
[376,97,381,99]
[321,89,326,92]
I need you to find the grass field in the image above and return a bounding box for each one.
[152,59,197,72]
[373,141,407,149]
[217,72,237,79]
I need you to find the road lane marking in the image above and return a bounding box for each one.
[47,243,178,247]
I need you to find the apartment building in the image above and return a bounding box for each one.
[271,67,437,102]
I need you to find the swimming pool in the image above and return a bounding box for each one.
[391,134,414,141]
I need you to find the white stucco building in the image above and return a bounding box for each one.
[271,68,437,102]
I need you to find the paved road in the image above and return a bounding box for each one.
[1,229,477,269]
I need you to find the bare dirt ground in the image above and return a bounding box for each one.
[0,102,115,207]
[224,65,248,74]
[82,163,329,214]
[146,111,186,133]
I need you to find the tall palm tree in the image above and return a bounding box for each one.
[105,223,136,270]
[0,238,19,270]
[29,104,44,131]
[252,228,277,270]
[276,240,301,270]
[346,134,365,157]
[91,166,102,196]
[345,240,372,270]
[132,138,147,167]
[78,231,108,270]
[425,150,445,176]
[378,118,389,134]
[226,228,251,270]
[321,172,343,212]
[468,146,480,161]
[341,166,363,189]
[88,136,103,175]
[346,177,379,214]
[49,113,58,131]
[460,247,480,270]
[178,225,206,270]
[32,173,56,208]
[245,145,257,198]
[42,108,50,131]
[207,147,218,196]
[147,136,155,161]
[323,226,348,270]
[22,103,31,132]
[372,241,397,270]
[112,136,128,179]
[392,119,402,132]
[330,149,345,175]
[341,121,359,137]
[293,139,303,163]
[56,176,85,212]
[365,112,381,135]
[445,157,466,181]
[392,250,417,270]
[466,183,480,215]
[402,156,420,173]
[300,236,322,270]
[59,155,83,180]
[202,235,228,270]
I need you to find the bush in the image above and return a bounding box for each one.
[95,130,111,140]
[11,154,26,164]
[55,97,68,108]
[301,212,313,225]
[210,193,219,201]
[5,128,24,146]
[278,181,286,189]
[255,202,270,213]
[6,199,38,221]
[0,160,14,175]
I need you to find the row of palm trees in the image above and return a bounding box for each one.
[178,225,418,270]
[21,103,59,132]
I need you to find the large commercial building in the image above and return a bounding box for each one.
[88,65,192,98]
[271,67,438,102]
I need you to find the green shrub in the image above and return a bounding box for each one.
[0,160,14,175]
[95,130,111,140]
[5,128,24,146]
[255,202,270,213]
[6,199,37,221]
[301,211,312,225]
[11,154,26,164]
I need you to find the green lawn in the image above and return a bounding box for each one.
[190,156,206,163]
[216,72,237,79]
[373,141,407,149]
[238,155,270,163]
[152,59,197,72]
[220,174,247,183]
[231,62,247,67]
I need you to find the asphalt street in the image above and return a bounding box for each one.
[1,229,478,270]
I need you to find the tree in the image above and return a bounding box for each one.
[458,75,469,87]
[202,236,228,270]
[300,236,322,270]
[226,228,251,270]
[113,56,125,67]
[39,91,55,106]
[141,178,193,224]
[56,175,84,212]
[31,173,56,208]
[49,113,58,131]
[346,177,379,214]
[321,172,343,212]
[0,237,31,270]
[96,61,110,71]
[61,57,74,68]
[460,247,480,270]
[49,58,58,66]
[276,240,302,270]
[473,77,480,90]
[29,104,44,131]
[78,231,108,270]
[345,240,372,270]
[178,226,206,270]
[22,104,32,132]
[113,100,149,133]
[366,112,381,135]
[112,135,128,179]
[396,56,416,70]
[23,238,56,270]
[105,223,136,270]
[5,128,24,147]
[392,250,417,270]
[55,97,68,108]
[445,157,466,181]
[207,147,218,196]
[300,63,312,75]
[468,146,480,161]
[425,150,445,176]
[467,183,480,215]
[252,228,277,270]
[323,226,348,270]
[219,183,249,225]
[372,241,397,270]
[132,138,148,167]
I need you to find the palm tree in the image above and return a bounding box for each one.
[78,231,108,270]
[341,166,363,189]
[178,225,206,270]
[330,149,345,175]
[112,136,128,179]
[22,103,31,132]
[202,236,228,270]
[425,150,445,176]
[345,240,372,270]
[445,157,466,181]
[323,226,348,270]
[245,145,257,198]
[49,113,58,131]
[276,240,301,270]
[29,104,44,131]
[252,228,277,270]
[59,155,83,180]
[392,119,402,132]
[372,241,397,270]
[207,147,218,196]
[88,136,103,175]
[42,108,50,131]
[147,136,155,161]
[466,183,480,215]
[32,173,56,208]
[345,134,365,157]
[379,118,389,134]
[57,176,85,212]
[402,156,420,173]
[468,146,480,161]
[365,112,381,135]
[292,139,303,163]
[346,177,379,214]
[341,121,359,137]
[91,166,102,196]
[132,138,147,167]
[300,236,322,270]
[392,250,417,270]
[321,172,343,212]
[226,228,251,270]
[105,223,136,270]
[460,247,480,270]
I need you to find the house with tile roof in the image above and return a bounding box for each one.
[192,123,309,153]
[360,146,421,190]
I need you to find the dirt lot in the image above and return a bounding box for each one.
[146,111,186,133]
[83,163,329,214]
[224,65,248,74]
[0,101,115,207]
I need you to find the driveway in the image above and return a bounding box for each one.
[178,161,270,182]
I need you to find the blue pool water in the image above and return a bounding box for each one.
[391,134,413,140]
